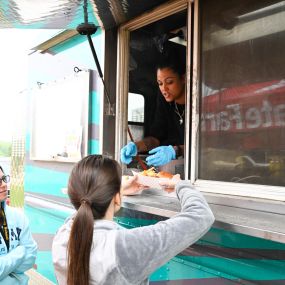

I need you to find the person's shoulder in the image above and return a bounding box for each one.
[52,222,71,250]
[5,204,25,217]
[5,205,28,226]
[54,215,74,238]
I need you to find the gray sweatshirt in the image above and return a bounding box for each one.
[52,181,215,285]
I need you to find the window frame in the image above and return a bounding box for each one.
[191,0,285,201]
[115,0,190,167]
[114,0,285,242]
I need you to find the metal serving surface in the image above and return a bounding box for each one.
[123,189,285,243]
[25,190,285,243]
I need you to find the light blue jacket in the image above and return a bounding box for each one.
[0,202,37,285]
[53,181,215,285]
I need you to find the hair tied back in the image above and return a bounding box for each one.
[80,199,91,207]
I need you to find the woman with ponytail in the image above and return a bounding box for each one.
[52,155,214,285]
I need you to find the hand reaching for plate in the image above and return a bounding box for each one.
[121,175,149,196]
[158,174,181,193]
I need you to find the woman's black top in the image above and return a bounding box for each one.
[149,94,185,146]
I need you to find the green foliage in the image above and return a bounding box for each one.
[0,141,12,157]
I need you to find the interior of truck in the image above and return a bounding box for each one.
[126,10,187,171]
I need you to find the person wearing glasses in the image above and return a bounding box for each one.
[52,155,214,285]
[0,166,37,285]
[121,55,186,167]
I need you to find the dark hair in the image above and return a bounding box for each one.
[156,53,186,76]
[156,45,186,77]
[67,155,122,285]
[0,166,3,173]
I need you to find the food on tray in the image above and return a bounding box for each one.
[140,167,157,177]
[132,168,180,193]
[157,171,173,179]
[140,167,173,179]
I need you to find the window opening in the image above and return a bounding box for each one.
[126,11,187,176]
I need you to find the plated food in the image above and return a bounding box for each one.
[140,167,173,179]
[132,167,179,193]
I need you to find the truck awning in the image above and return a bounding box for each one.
[0,0,168,30]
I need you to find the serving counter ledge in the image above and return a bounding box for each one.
[24,190,285,244]
[122,188,285,244]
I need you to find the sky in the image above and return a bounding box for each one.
[0,29,58,141]
[0,28,143,142]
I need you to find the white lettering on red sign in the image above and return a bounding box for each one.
[201,100,285,132]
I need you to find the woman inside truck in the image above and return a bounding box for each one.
[52,155,214,285]
[121,55,186,167]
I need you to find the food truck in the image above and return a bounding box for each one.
[1,0,285,283]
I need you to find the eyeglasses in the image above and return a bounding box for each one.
[0,175,10,185]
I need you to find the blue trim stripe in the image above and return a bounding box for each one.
[89,139,100,154]
[48,33,103,70]
[150,279,240,284]
[36,251,57,284]
[25,133,31,152]
[90,90,101,125]
[202,228,285,250]
[25,205,68,234]
[180,256,285,281]
[150,258,218,281]
[25,205,66,284]
[25,165,69,197]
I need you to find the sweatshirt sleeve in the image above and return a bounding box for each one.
[14,214,37,273]
[115,181,215,284]
[0,272,28,285]
[0,246,25,280]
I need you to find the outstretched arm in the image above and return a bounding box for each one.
[116,181,215,284]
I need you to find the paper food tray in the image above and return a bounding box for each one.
[132,171,171,190]
[122,175,143,195]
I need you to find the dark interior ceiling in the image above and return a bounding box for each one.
[128,10,187,95]
[127,9,187,138]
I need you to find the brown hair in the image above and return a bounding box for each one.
[67,155,122,285]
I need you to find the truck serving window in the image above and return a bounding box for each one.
[126,10,187,175]
[199,0,285,187]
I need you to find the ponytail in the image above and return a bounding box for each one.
[66,155,122,285]
[67,201,94,285]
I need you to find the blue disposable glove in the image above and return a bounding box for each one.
[120,142,137,164]
[146,145,176,166]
